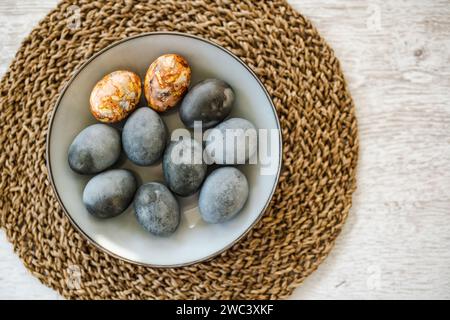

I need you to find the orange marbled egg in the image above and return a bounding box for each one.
[90,70,142,123]
[144,54,191,113]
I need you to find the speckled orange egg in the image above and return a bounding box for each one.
[144,54,191,112]
[90,70,142,123]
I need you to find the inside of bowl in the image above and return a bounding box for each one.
[48,33,281,266]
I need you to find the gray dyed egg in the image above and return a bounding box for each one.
[68,124,121,174]
[122,107,167,166]
[204,118,257,165]
[133,182,180,236]
[163,138,207,197]
[199,167,249,224]
[180,79,234,129]
[83,169,137,218]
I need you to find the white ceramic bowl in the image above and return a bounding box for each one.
[47,32,281,267]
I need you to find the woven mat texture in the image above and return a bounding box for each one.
[0,0,358,299]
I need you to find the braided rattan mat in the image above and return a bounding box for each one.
[0,0,358,299]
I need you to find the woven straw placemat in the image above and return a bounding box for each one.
[0,0,358,299]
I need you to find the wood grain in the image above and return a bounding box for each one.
[1,0,449,299]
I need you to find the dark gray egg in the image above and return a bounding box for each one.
[163,138,207,197]
[199,167,249,224]
[133,182,180,236]
[179,79,234,129]
[68,124,121,174]
[204,117,257,165]
[82,169,137,218]
[122,107,167,166]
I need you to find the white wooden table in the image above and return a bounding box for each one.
[1,0,449,300]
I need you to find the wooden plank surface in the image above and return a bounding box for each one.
[1,0,449,299]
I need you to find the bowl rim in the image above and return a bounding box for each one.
[46,31,283,268]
